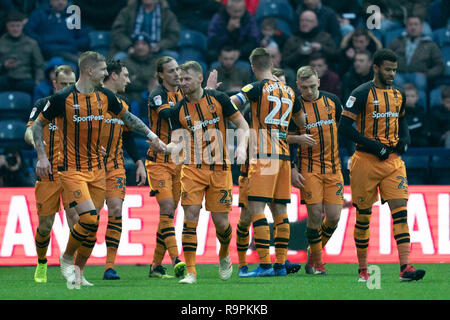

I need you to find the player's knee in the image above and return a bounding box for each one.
[159,201,176,216]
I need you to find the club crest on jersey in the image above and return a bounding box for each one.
[153,95,162,106]
[43,101,50,112]
[208,104,216,112]
[346,96,356,108]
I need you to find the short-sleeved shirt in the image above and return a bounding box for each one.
[27,96,59,182]
[289,91,342,174]
[146,84,183,163]
[235,79,301,161]
[38,84,125,172]
[341,81,406,149]
[101,96,130,172]
[171,89,240,170]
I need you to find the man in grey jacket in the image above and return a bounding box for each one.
[0,11,44,95]
[388,15,444,92]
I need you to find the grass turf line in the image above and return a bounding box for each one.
[0,263,445,300]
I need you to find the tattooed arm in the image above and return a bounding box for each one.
[31,117,51,178]
[120,110,166,152]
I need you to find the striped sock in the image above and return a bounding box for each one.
[75,232,97,271]
[159,215,179,262]
[252,213,271,265]
[35,228,50,264]
[182,220,198,275]
[216,224,232,260]
[354,208,372,270]
[152,222,167,266]
[392,206,410,267]
[236,220,250,269]
[306,227,323,265]
[65,210,98,256]
[321,218,337,248]
[105,216,122,271]
[274,214,290,265]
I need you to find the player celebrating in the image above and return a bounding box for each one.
[166,61,249,284]
[25,65,79,283]
[235,67,303,276]
[338,49,425,282]
[289,66,344,275]
[97,59,147,280]
[146,56,186,279]
[31,51,166,288]
[231,48,305,277]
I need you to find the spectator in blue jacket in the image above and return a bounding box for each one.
[24,0,89,64]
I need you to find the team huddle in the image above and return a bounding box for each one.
[26,47,425,288]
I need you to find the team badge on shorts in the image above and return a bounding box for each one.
[305,192,312,199]
[158,180,165,187]
[182,192,188,199]
[358,197,365,204]
[74,190,82,198]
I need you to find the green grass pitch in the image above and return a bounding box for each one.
[0,263,447,300]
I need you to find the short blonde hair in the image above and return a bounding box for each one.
[180,60,203,75]
[296,65,318,80]
[78,51,105,72]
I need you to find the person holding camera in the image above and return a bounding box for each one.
[0,146,32,187]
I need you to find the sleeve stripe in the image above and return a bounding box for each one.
[341,110,357,120]
[235,92,247,105]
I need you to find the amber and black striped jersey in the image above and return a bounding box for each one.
[342,81,406,149]
[289,91,342,174]
[170,89,240,170]
[38,84,125,172]
[27,96,59,181]
[235,79,301,161]
[101,96,130,172]
[147,84,183,163]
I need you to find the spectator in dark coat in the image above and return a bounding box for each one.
[341,50,374,101]
[429,85,450,147]
[282,10,337,70]
[207,0,260,63]
[73,0,127,31]
[294,0,342,46]
[172,0,221,35]
[0,11,44,95]
[309,52,341,98]
[110,0,180,60]
[402,82,430,147]
[24,0,89,64]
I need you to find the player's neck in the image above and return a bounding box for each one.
[103,81,117,94]
[164,81,178,93]
[185,87,203,102]
[372,78,391,90]
[257,71,276,82]
[75,78,97,94]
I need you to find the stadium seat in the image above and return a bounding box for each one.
[255,0,294,24]
[401,150,431,185]
[383,28,406,47]
[88,30,112,56]
[432,27,450,48]
[429,86,442,108]
[440,45,450,76]
[430,149,450,185]
[0,120,27,148]
[0,91,32,121]
[177,29,207,52]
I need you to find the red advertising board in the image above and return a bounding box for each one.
[0,186,449,265]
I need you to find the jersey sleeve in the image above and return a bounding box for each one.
[292,95,301,114]
[149,86,170,114]
[341,84,369,121]
[398,88,406,118]
[39,92,65,123]
[324,92,343,122]
[212,90,239,118]
[27,97,49,126]
[102,87,125,117]
[234,81,261,105]
[169,101,183,131]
